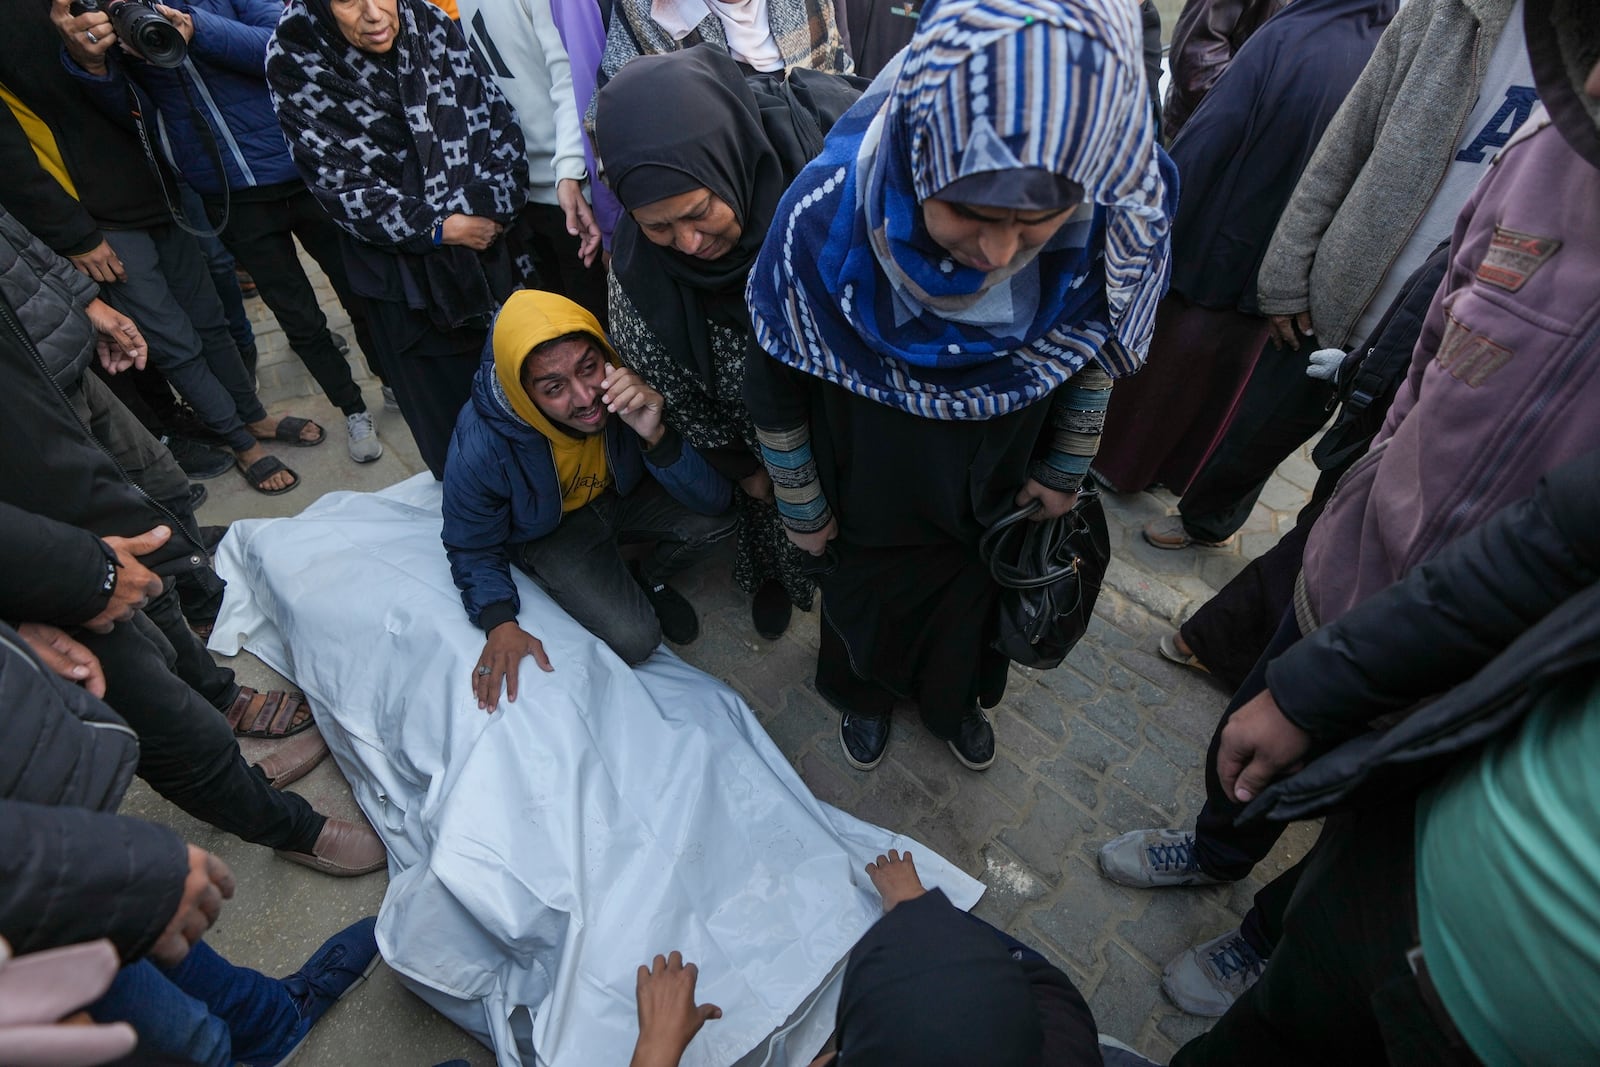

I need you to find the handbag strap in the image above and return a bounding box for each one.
[979,489,1098,589]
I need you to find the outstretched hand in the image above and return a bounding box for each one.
[474,621,553,711]
[630,951,722,1067]
[1215,688,1312,804]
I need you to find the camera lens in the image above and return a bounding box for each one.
[108,0,187,68]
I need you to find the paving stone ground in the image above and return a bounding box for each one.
[120,258,1321,1064]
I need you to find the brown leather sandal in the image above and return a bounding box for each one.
[225,687,315,739]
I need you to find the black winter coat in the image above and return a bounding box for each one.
[0,206,99,391]
[0,623,187,959]
[0,291,204,578]
[0,4,171,254]
[1242,449,1600,824]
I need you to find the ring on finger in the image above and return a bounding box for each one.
[86,29,98,42]
[476,665,492,677]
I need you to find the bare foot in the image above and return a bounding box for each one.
[866,849,926,913]
[247,414,324,445]
[1173,633,1193,657]
[234,443,295,492]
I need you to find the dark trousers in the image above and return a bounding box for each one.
[179,181,254,354]
[523,201,609,328]
[71,374,228,623]
[71,373,191,514]
[101,225,265,453]
[1179,462,1345,691]
[517,481,737,665]
[815,568,1010,739]
[78,595,323,853]
[1177,344,1336,543]
[366,300,483,479]
[205,188,378,413]
[1173,805,1476,1067]
[1192,611,1303,886]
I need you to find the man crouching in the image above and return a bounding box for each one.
[443,290,736,709]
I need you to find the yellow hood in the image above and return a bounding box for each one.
[491,289,617,441]
[491,289,621,513]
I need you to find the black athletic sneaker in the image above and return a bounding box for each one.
[332,332,351,356]
[162,435,234,479]
[839,711,891,770]
[187,483,208,512]
[947,708,996,771]
[640,578,700,645]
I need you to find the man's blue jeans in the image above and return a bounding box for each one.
[89,942,299,1067]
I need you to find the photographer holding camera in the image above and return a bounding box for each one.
[52,0,392,472]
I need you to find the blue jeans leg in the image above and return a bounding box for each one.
[89,960,231,1067]
[163,940,303,1065]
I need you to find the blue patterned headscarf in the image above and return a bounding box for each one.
[746,0,1176,420]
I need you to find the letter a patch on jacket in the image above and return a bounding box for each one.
[1477,227,1560,293]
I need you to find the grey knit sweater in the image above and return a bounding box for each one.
[1254,0,1517,349]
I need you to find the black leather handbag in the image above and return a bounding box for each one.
[978,488,1111,669]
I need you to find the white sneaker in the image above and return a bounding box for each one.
[1162,928,1266,1016]
[346,411,383,463]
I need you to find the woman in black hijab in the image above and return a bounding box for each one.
[595,47,859,641]
[826,850,1104,1067]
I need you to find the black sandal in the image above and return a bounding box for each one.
[237,454,300,495]
[262,415,325,446]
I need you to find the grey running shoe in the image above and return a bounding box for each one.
[1162,928,1266,1016]
[1098,828,1227,888]
[381,385,400,411]
[346,411,383,463]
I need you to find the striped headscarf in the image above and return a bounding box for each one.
[746,0,1175,420]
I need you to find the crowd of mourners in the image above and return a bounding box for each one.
[2,0,1597,1061]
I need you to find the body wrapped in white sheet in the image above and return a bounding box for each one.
[209,475,982,1066]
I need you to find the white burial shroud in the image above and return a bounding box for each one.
[209,475,982,1067]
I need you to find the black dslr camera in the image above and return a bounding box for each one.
[69,0,187,68]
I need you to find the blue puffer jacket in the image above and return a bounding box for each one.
[66,0,299,196]
[442,354,733,631]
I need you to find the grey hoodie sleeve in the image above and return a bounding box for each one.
[1253,3,1416,321]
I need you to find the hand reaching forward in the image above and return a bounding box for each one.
[629,951,722,1067]
[473,621,553,711]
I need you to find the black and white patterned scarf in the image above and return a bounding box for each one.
[267,0,532,327]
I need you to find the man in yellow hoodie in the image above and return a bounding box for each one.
[442,291,737,709]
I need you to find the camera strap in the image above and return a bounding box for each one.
[123,59,232,239]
